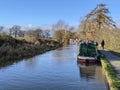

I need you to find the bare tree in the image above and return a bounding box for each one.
[33,29,43,38]
[25,30,35,37]
[52,20,65,31]
[18,30,25,37]
[0,26,4,34]
[9,28,13,36]
[44,30,50,38]
[52,20,75,44]
[25,28,43,38]
[10,25,21,37]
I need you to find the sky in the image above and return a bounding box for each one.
[0,0,120,28]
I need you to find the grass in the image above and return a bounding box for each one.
[100,55,120,90]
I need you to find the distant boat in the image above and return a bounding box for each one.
[77,41,100,63]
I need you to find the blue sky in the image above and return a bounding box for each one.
[0,0,120,26]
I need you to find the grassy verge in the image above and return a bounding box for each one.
[100,56,120,90]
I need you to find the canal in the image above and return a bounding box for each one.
[0,45,108,90]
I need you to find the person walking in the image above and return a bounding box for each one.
[101,40,105,49]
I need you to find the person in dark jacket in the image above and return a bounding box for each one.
[101,40,105,49]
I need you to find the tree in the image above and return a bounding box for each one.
[78,3,116,40]
[9,28,13,36]
[33,29,43,38]
[0,26,4,34]
[86,3,116,30]
[17,30,25,37]
[52,20,66,43]
[25,28,44,38]
[64,30,74,44]
[10,25,21,37]
[52,20,65,31]
[25,30,34,37]
[53,30,65,43]
[44,30,50,38]
[52,20,75,44]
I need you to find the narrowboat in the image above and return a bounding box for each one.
[77,41,99,63]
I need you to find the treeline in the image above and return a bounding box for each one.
[0,24,77,45]
[0,25,50,42]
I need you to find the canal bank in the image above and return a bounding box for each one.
[0,35,62,68]
[1,45,62,68]
[100,50,120,90]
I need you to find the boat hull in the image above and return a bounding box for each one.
[77,56,97,63]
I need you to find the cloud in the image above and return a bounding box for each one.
[40,24,52,30]
[21,24,40,30]
[21,24,53,31]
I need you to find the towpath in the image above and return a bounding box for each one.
[100,50,120,79]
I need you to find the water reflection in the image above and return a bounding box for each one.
[0,56,38,70]
[77,62,96,80]
[0,59,20,70]
[52,45,77,60]
[23,56,38,69]
[78,62,102,80]
[51,45,77,65]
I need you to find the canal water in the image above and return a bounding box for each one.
[0,45,108,90]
